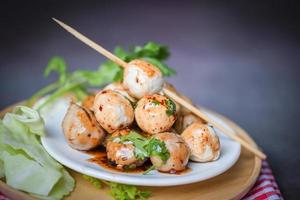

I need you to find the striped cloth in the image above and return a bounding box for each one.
[242,161,283,200]
[0,161,283,200]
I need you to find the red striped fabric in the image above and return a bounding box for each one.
[242,161,283,200]
[0,161,283,200]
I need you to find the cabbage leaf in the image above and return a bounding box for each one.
[0,106,75,199]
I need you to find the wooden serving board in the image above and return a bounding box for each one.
[0,104,261,200]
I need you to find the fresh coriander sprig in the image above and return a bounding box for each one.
[119,131,149,161]
[118,131,170,174]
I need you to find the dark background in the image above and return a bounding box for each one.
[1,1,299,199]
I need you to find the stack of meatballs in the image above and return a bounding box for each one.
[62,59,221,174]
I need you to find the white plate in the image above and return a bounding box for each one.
[40,98,241,186]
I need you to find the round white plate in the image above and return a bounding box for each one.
[40,98,241,186]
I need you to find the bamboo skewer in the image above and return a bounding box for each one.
[52,18,266,160]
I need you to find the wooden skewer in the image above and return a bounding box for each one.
[52,18,266,160]
[52,18,128,68]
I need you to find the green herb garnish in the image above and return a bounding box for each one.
[83,174,102,189]
[119,131,170,163]
[28,42,176,109]
[83,175,150,200]
[120,131,149,161]
[165,98,176,116]
[146,138,170,162]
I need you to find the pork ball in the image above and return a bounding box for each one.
[104,82,136,103]
[135,94,176,134]
[150,132,190,173]
[82,95,95,111]
[181,123,220,162]
[62,102,106,150]
[93,90,134,133]
[106,128,145,169]
[123,59,164,99]
[182,113,205,131]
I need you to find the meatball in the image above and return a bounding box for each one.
[123,59,164,99]
[62,102,105,150]
[93,90,134,133]
[104,82,136,103]
[150,132,190,173]
[106,129,145,169]
[181,123,220,162]
[82,95,95,110]
[174,113,205,133]
[182,113,205,131]
[135,94,176,134]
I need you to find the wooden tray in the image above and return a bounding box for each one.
[0,104,261,200]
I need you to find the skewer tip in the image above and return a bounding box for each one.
[52,17,62,25]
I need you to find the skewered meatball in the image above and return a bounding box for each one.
[150,132,190,173]
[93,90,134,133]
[62,102,106,150]
[181,123,220,162]
[135,94,176,134]
[123,59,164,99]
[106,128,145,170]
[104,82,136,103]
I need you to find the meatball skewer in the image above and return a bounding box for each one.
[53,18,266,160]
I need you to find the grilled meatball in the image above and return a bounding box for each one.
[93,90,134,133]
[62,102,105,150]
[82,95,95,111]
[182,113,205,131]
[181,123,220,162]
[106,128,145,169]
[135,94,176,134]
[150,132,190,173]
[104,82,136,103]
[123,59,164,99]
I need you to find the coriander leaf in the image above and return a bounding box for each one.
[83,175,102,189]
[146,138,170,162]
[44,57,67,84]
[83,175,151,200]
[143,42,169,60]
[71,61,123,86]
[120,131,149,161]
[108,182,151,200]
[165,98,176,116]
[133,42,170,60]
[114,47,129,60]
